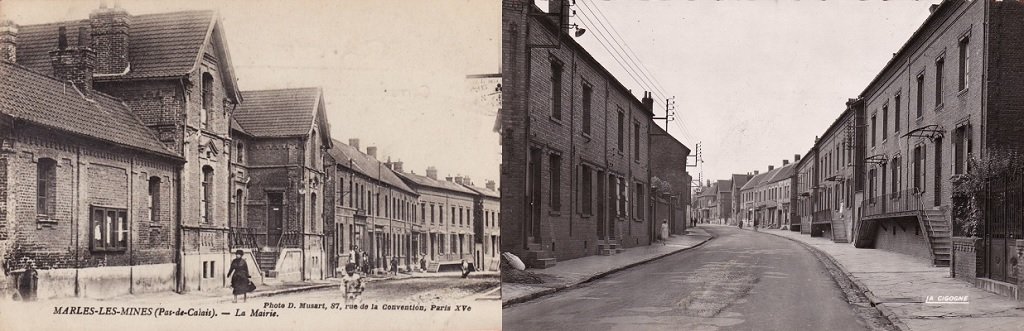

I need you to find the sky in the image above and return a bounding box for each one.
[1,0,502,186]
[537,0,938,187]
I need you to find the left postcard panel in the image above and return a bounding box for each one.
[0,0,501,330]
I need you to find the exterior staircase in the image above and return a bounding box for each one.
[830,216,849,243]
[523,243,557,269]
[920,209,952,267]
[597,240,624,256]
[256,251,280,277]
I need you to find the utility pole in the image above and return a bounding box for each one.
[652,96,675,129]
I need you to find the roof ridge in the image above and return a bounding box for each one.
[1,60,125,105]
[241,87,321,93]
[17,9,215,28]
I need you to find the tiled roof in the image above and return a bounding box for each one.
[16,11,215,80]
[717,180,732,193]
[230,117,250,136]
[396,171,478,196]
[0,61,179,158]
[234,88,321,137]
[741,171,773,191]
[327,139,416,195]
[463,184,499,199]
[702,182,719,197]
[766,163,797,184]
[731,174,751,190]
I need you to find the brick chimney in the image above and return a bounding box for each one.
[50,26,96,93]
[783,159,789,166]
[392,161,403,173]
[548,0,569,32]
[641,91,655,113]
[754,170,759,175]
[485,180,496,190]
[454,176,464,185]
[348,138,360,151]
[794,154,801,162]
[366,146,377,159]
[768,165,775,171]
[446,176,454,182]
[426,166,438,180]
[0,19,17,63]
[89,3,131,75]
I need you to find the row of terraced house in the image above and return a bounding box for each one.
[731,0,1024,301]
[0,4,499,300]
[501,0,692,268]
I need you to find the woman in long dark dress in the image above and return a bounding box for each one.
[227,250,251,303]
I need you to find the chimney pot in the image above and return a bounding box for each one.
[426,166,438,180]
[768,165,775,171]
[49,25,96,93]
[486,180,496,190]
[783,159,789,166]
[794,154,801,162]
[754,170,759,175]
[393,161,403,173]
[57,26,68,49]
[348,138,360,151]
[366,146,377,159]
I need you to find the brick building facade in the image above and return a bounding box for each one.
[0,5,341,297]
[230,88,333,282]
[777,0,1024,299]
[649,124,691,235]
[502,0,656,268]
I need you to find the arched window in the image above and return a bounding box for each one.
[36,158,57,218]
[311,192,318,232]
[148,176,161,224]
[201,72,214,128]
[201,165,214,223]
[235,189,244,227]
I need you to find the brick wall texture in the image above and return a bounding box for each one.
[502,0,656,263]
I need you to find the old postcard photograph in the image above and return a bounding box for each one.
[0,0,500,330]
[501,1,1024,331]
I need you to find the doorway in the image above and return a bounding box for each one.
[267,192,284,248]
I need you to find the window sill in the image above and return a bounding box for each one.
[957,88,969,98]
[549,211,562,217]
[935,103,945,112]
[36,218,57,225]
[91,247,127,253]
[549,116,564,125]
[582,132,592,142]
[580,213,592,219]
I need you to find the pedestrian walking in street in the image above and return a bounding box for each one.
[460,259,471,278]
[390,256,399,275]
[753,218,759,232]
[227,250,254,303]
[419,254,427,272]
[660,220,670,245]
[341,263,364,305]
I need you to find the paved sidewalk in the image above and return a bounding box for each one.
[38,280,337,306]
[761,228,1024,331]
[502,227,714,307]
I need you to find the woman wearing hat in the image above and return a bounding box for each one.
[227,249,253,303]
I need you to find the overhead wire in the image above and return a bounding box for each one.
[577,1,700,143]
